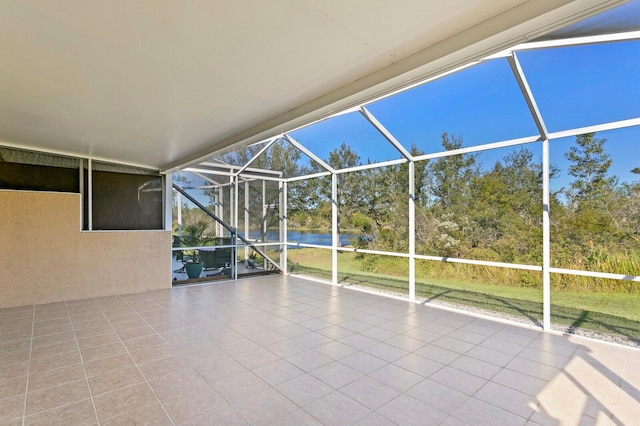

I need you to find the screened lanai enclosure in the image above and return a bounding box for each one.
[172,14,640,345]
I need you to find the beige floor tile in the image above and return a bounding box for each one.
[32,323,74,338]
[0,339,31,355]
[25,379,91,415]
[29,350,82,374]
[122,334,166,352]
[24,399,97,426]
[77,333,120,350]
[159,387,228,424]
[117,326,157,341]
[129,343,176,364]
[252,359,304,386]
[103,312,143,323]
[71,317,110,331]
[31,332,75,349]
[0,360,30,380]
[0,328,32,343]
[0,376,27,401]
[28,364,86,392]
[99,401,172,426]
[88,366,146,396]
[0,394,26,424]
[213,371,271,405]
[30,340,78,360]
[181,405,248,425]
[233,385,299,423]
[0,349,30,365]
[74,324,114,339]
[611,386,640,425]
[303,390,371,425]
[83,352,137,378]
[137,355,196,381]
[33,316,71,329]
[93,382,158,421]
[80,341,128,363]
[150,369,213,401]
[4,276,640,426]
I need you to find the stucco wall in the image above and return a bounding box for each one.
[0,190,171,308]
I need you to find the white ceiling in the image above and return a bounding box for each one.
[0,0,626,171]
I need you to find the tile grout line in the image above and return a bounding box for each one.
[21,304,35,426]
[67,302,101,425]
[92,295,176,425]
[608,354,628,424]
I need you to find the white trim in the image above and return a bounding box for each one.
[286,242,333,249]
[414,254,542,272]
[542,139,551,330]
[547,118,640,140]
[508,52,548,139]
[283,134,335,173]
[549,267,640,282]
[234,137,278,176]
[360,106,413,160]
[336,247,410,258]
[336,158,407,175]
[163,173,173,232]
[281,180,288,273]
[412,135,541,162]
[199,161,283,176]
[409,160,416,301]
[87,158,92,231]
[237,173,284,183]
[286,171,333,182]
[488,30,640,58]
[185,167,236,177]
[332,173,338,285]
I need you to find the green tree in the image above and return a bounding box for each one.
[562,133,620,255]
[469,147,544,264]
[323,143,364,242]
[425,133,477,210]
[417,133,477,257]
[565,133,616,204]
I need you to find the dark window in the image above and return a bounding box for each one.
[0,147,79,192]
[0,162,79,192]
[89,166,163,230]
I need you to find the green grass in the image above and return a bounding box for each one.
[287,248,640,342]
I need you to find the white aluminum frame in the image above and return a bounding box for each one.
[171,31,640,334]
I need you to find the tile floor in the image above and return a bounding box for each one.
[1,275,638,425]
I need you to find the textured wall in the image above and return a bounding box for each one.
[0,190,171,308]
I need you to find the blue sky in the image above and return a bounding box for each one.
[288,38,640,189]
[185,35,639,204]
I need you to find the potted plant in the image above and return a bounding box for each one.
[180,221,213,279]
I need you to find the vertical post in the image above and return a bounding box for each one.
[509,51,550,331]
[542,139,551,330]
[332,173,338,285]
[218,187,224,237]
[177,192,182,237]
[244,181,250,260]
[87,158,93,231]
[79,159,84,229]
[281,180,288,273]
[229,176,238,235]
[233,176,239,280]
[262,180,267,241]
[408,161,416,301]
[163,173,173,232]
